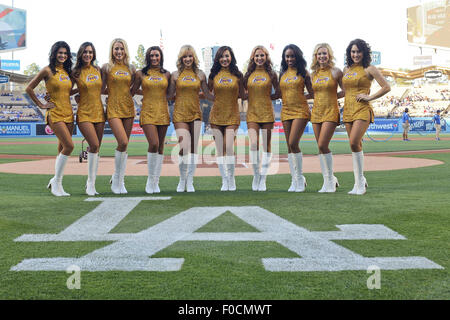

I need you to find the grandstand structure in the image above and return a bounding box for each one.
[372,66,450,118]
[0,70,44,122]
[380,65,450,81]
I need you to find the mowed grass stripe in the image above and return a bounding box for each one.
[1,133,449,156]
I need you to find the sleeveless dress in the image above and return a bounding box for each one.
[76,65,105,123]
[279,67,310,121]
[342,64,374,123]
[140,68,170,126]
[209,68,240,126]
[106,63,135,119]
[173,69,202,123]
[45,65,73,124]
[311,66,340,124]
[246,67,274,123]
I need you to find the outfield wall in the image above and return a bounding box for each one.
[0,118,448,137]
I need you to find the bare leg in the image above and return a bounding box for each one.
[49,119,74,156]
[287,118,308,154]
[175,122,191,156]
[109,117,133,152]
[211,124,226,157]
[142,124,160,154]
[78,122,104,154]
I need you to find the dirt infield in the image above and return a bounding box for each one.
[0,150,446,176]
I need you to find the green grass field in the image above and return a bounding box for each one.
[0,134,449,301]
[1,133,449,157]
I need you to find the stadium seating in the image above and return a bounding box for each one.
[1,80,448,123]
[372,83,449,118]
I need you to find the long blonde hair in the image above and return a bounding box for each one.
[311,43,336,74]
[176,45,200,74]
[107,38,132,72]
[244,45,274,84]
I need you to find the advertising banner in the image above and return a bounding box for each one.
[407,1,450,49]
[0,123,31,136]
[0,5,26,52]
[36,124,77,136]
[410,119,446,131]
[131,123,144,135]
[371,51,381,65]
[368,119,399,132]
[0,59,20,70]
[0,74,9,83]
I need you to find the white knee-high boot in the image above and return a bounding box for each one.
[186,153,198,193]
[250,150,260,191]
[86,152,99,196]
[146,152,158,194]
[217,156,229,191]
[111,150,122,194]
[48,153,70,197]
[119,152,128,194]
[349,151,367,195]
[95,154,100,194]
[177,154,188,192]
[293,152,306,192]
[153,153,163,193]
[318,153,339,193]
[258,152,272,192]
[225,155,236,191]
[287,153,297,192]
[325,152,339,192]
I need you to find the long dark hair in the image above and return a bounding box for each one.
[142,46,167,75]
[279,44,308,81]
[49,41,72,76]
[73,42,97,79]
[209,46,243,82]
[345,38,372,68]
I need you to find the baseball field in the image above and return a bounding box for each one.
[0,133,449,306]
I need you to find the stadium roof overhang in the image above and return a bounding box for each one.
[379,66,450,80]
[0,69,32,84]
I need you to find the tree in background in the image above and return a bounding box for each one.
[24,63,45,92]
[133,44,145,69]
[24,63,40,76]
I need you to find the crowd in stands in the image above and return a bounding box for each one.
[1,83,449,123]
[0,91,44,122]
[372,84,449,118]
[0,104,43,122]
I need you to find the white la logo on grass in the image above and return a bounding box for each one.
[11,197,443,272]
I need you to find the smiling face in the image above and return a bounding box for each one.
[56,47,68,64]
[284,48,296,68]
[350,44,363,65]
[112,41,126,62]
[82,45,94,66]
[254,49,266,67]
[149,50,161,67]
[219,50,231,68]
[316,47,329,66]
[182,50,194,68]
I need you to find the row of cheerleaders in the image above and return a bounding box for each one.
[25,38,391,197]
